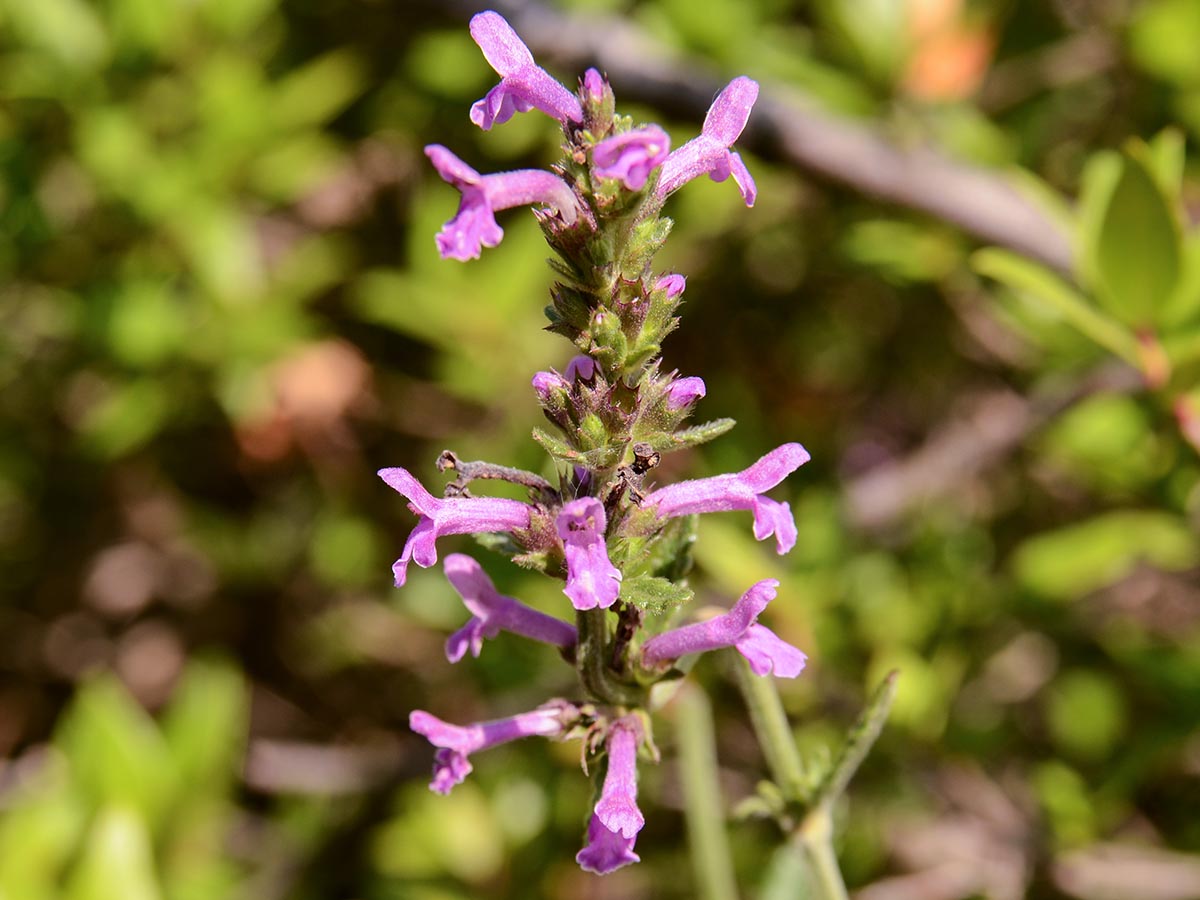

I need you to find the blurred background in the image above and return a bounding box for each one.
[2,0,1200,897]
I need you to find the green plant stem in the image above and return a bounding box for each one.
[794,808,849,900]
[676,684,739,900]
[729,652,806,801]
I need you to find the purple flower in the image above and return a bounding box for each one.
[564,354,596,381]
[593,126,671,191]
[532,369,569,404]
[410,701,577,795]
[443,553,577,662]
[642,443,810,554]
[656,273,686,298]
[576,717,645,875]
[665,376,706,410]
[657,76,759,206]
[576,813,640,874]
[468,11,583,130]
[594,717,645,838]
[426,144,578,261]
[641,579,806,677]
[556,497,622,610]
[583,67,606,102]
[378,467,531,586]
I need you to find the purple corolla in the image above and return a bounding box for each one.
[443,553,577,662]
[657,76,759,206]
[641,579,806,677]
[642,443,810,554]
[410,701,578,795]
[426,144,578,261]
[469,11,583,130]
[577,716,645,874]
[378,466,531,586]
[556,497,622,610]
[593,125,671,191]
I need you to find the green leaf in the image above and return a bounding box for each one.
[660,418,737,453]
[1162,231,1200,331]
[161,658,247,799]
[1147,129,1186,196]
[972,248,1139,363]
[55,677,179,828]
[629,514,697,583]
[620,574,694,616]
[1012,510,1197,601]
[1086,152,1182,329]
[65,808,161,900]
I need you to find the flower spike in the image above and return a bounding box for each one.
[642,443,810,553]
[443,554,577,662]
[657,76,759,206]
[641,579,806,677]
[556,497,622,610]
[426,145,579,261]
[378,466,531,586]
[469,11,583,130]
[410,701,578,795]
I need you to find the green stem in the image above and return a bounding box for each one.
[729,652,806,801]
[795,808,849,900]
[577,608,613,703]
[676,684,739,900]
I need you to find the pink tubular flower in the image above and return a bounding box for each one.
[642,443,810,553]
[410,701,577,795]
[426,144,578,261]
[443,553,577,662]
[556,497,622,610]
[593,125,671,191]
[665,376,706,410]
[657,76,759,206]
[641,579,806,677]
[378,467,531,586]
[469,11,583,130]
[577,717,645,874]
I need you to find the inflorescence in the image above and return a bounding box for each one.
[383,10,809,874]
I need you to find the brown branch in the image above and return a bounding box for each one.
[434,0,1074,272]
[843,362,1143,531]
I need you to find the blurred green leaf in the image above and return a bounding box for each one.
[1129,0,1200,85]
[77,378,172,458]
[161,658,247,797]
[309,513,383,587]
[0,762,86,900]
[1046,669,1128,761]
[973,248,1139,363]
[1082,151,1182,329]
[1037,394,1161,494]
[5,0,109,70]
[56,677,179,829]
[65,807,161,900]
[1012,510,1197,601]
[1033,762,1096,847]
[271,50,366,132]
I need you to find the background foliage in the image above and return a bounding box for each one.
[2,0,1199,897]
